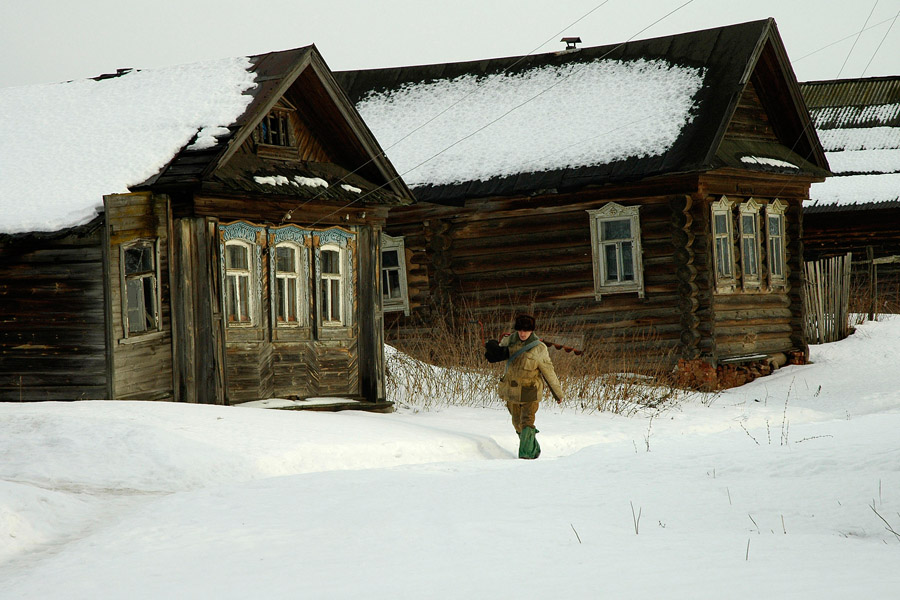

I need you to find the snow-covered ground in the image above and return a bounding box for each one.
[2,318,899,599]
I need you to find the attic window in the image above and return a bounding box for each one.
[259,109,292,147]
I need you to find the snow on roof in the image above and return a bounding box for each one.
[810,173,900,205]
[355,58,705,188]
[807,102,900,207]
[0,58,257,234]
[740,156,799,170]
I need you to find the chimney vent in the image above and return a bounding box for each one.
[561,37,582,51]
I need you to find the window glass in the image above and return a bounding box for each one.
[123,242,158,335]
[621,242,634,281]
[322,250,339,275]
[124,246,153,274]
[602,219,631,241]
[226,245,249,270]
[276,246,295,272]
[382,249,400,269]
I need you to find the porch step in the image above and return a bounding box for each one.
[235,396,394,413]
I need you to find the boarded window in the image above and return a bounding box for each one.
[123,241,158,335]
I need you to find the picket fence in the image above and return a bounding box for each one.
[802,253,852,344]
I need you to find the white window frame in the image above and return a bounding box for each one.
[739,198,763,289]
[224,240,256,327]
[120,239,161,338]
[711,196,737,292]
[381,233,410,315]
[318,243,346,327]
[587,203,644,300]
[273,241,306,327]
[766,199,788,287]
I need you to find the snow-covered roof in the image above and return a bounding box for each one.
[802,78,900,208]
[337,19,827,203]
[354,58,705,188]
[0,58,257,234]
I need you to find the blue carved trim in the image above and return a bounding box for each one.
[271,225,312,246]
[318,227,355,248]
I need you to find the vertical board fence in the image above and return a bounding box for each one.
[803,253,852,344]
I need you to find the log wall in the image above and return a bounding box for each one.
[0,222,108,401]
[386,170,814,366]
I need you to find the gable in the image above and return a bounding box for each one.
[133,46,411,208]
[712,36,829,177]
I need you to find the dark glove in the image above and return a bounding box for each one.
[484,339,510,363]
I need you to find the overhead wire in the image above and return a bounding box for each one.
[303,0,696,229]
[280,0,616,223]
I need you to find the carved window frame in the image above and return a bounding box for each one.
[313,227,356,338]
[220,221,265,329]
[587,202,644,301]
[120,238,161,338]
[381,233,410,315]
[739,198,763,290]
[766,199,788,288]
[711,196,737,293]
[269,225,312,330]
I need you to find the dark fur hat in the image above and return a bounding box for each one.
[514,314,536,331]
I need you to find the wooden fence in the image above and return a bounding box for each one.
[803,253,852,344]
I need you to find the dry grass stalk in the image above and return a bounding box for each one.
[384,300,685,414]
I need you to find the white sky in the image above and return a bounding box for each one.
[1,0,899,89]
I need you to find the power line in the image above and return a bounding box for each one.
[305,0,696,229]
[794,14,897,63]
[281,0,616,223]
[837,1,879,79]
[862,8,900,77]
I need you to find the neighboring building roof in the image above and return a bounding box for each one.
[0,46,411,235]
[336,18,827,203]
[802,76,900,210]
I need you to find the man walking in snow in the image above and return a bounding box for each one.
[486,314,563,459]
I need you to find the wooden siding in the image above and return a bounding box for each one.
[386,189,700,361]
[105,193,174,400]
[0,223,108,401]
[170,218,226,404]
[724,80,779,142]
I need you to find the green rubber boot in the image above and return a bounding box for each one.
[518,426,541,459]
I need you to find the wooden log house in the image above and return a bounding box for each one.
[0,46,413,404]
[335,19,831,368]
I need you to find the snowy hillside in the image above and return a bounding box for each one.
[2,318,899,599]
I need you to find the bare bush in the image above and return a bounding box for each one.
[384,302,684,414]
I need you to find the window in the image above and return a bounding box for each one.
[259,110,291,147]
[319,245,344,326]
[122,240,159,335]
[711,197,736,291]
[274,243,304,326]
[766,199,788,286]
[739,199,763,289]
[225,241,254,325]
[381,233,410,314]
[587,203,644,300]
